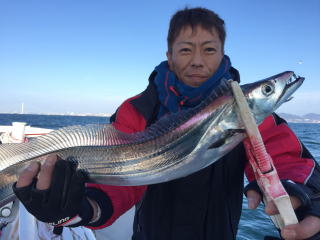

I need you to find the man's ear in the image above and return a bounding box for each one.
[166,51,173,71]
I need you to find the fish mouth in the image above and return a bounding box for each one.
[276,71,304,107]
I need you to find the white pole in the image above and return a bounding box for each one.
[21,103,24,114]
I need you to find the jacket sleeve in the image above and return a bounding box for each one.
[245,113,320,221]
[86,97,148,229]
[245,113,315,184]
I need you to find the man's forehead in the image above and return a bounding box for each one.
[174,26,220,44]
[181,24,216,33]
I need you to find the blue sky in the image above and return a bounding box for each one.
[0,0,319,115]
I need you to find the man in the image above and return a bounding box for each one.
[13,7,320,240]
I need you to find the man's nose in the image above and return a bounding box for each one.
[191,50,204,68]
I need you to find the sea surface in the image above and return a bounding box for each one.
[0,114,319,240]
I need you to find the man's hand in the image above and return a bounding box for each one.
[13,154,94,227]
[247,190,320,239]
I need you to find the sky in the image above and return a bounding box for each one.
[0,0,319,115]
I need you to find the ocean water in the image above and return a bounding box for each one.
[0,114,319,240]
[0,113,109,129]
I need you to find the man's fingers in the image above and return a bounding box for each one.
[264,201,278,215]
[265,196,302,216]
[36,155,58,190]
[281,216,320,240]
[16,162,40,188]
[16,155,59,190]
[246,190,262,209]
[290,196,302,209]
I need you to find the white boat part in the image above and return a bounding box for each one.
[0,122,53,140]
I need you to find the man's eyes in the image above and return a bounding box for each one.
[179,47,217,54]
[179,48,191,53]
[205,47,216,53]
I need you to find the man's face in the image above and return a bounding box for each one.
[167,25,224,88]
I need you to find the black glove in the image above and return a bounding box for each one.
[13,158,101,228]
[244,180,313,220]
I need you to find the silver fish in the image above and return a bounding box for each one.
[0,71,304,225]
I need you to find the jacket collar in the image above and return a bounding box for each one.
[130,67,240,127]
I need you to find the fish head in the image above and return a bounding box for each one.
[241,71,304,123]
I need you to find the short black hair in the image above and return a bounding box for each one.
[167,7,226,53]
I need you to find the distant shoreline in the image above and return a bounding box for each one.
[278,112,320,124]
[288,121,320,124]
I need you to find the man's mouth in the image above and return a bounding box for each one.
[187,74,208,79]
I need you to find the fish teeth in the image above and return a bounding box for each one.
[287,74,298,85]
[293,73,297,79]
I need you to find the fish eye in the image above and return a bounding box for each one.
[261,83,275,96]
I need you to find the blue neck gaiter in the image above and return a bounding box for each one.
[154,55,232,119]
